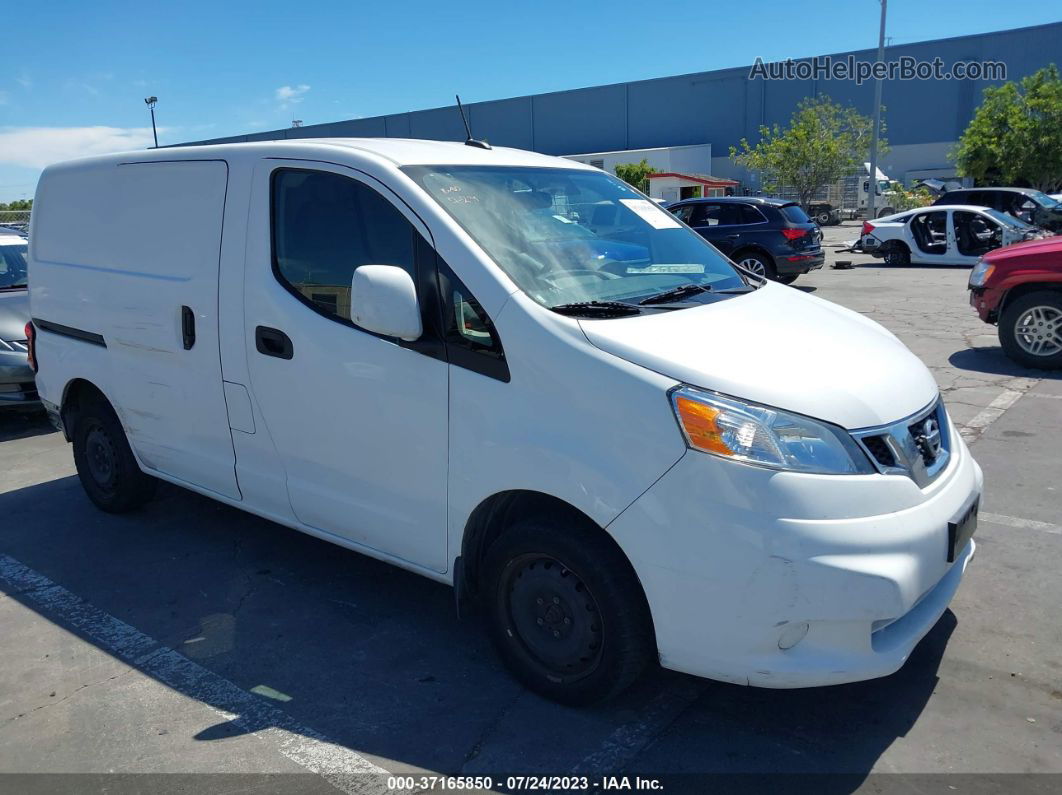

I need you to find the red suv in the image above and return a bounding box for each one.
[969,236,1062,369]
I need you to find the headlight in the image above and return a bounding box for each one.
[670,386,874,475]
[968,258,994,288]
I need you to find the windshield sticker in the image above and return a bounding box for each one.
[625,264,706,274]
[619,199,682,229]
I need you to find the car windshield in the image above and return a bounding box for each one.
[1024,190,1059,209]
[984,208,1038,231]
[402,165,746,308]
[0,242,28,289]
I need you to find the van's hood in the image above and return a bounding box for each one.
[579,283,939,429]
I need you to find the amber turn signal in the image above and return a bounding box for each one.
[674,395,733,455]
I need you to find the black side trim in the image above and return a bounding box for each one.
[32,318,106,348]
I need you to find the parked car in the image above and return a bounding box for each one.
[969,235,1062,369]
[861,205,1042,266]
[29,140,980,704]
[666,197,824,284]
[0,229,38,410]
[933,187,1062,232]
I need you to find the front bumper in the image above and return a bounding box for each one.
[607,419,982,688]
[0,352,39,408]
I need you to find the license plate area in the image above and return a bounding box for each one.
[948,494,979,562]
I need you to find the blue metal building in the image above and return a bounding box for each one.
[185,21,1061,187]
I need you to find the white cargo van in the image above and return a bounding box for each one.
[28,139,981,703]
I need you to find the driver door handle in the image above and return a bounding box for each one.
[255,326,294,360]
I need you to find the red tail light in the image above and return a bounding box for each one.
[25,321,37,373]
[780,228,807,241]
[861,221,875,237]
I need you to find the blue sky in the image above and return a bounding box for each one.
[1,0,1060,201]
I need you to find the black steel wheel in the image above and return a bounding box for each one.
[483,518,654,705]
[72,395,157,513]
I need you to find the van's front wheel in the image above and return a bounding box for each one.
[72,397,156,513]
[483,519,654,705]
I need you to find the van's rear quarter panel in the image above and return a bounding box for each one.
[30,158,240,498]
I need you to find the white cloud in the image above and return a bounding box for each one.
[0,126,167,169]
[16,74,32,89]
[275,84,310,108]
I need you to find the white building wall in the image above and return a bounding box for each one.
[565,144,713,176]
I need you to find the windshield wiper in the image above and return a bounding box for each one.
[550,300,642,318]
[639,283,712,305]
[0,285,28,291]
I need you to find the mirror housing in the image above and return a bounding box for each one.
[350,265,422,342]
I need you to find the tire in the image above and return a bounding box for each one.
[72,395,157,513]
[998,291,1062,370]
[482,518,654,705]
[882,242,911,266]
[777,274,799,285]
[814,211,831,226]
[876,206,895,219]
[733,250,777,281]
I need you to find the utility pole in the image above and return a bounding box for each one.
[144,96,159,148]
[867,0,886,219]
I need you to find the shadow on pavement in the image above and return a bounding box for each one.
[949,347,1060,379]
[0,473,952,780]
[0,409,54,443]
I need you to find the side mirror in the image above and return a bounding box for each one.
[350,265,422,342]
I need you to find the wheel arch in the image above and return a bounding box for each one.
[58,377,112,441]
[998,282,1062,317]
[457,490,654,629]
[729,245,775,265]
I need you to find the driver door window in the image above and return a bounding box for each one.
[271,168,416,326]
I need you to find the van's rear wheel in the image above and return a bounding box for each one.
[72,396,156,513]
[483,519,654,705]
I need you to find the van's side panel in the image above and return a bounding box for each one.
[31,158,240,500]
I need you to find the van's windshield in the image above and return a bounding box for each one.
[403,165,747,310]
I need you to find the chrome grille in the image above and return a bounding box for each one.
[852,399,952,488]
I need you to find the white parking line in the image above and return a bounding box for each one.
[980,512,1062,536]
[0,554,399,794]
[960,388,1026,442]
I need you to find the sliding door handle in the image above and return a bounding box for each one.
[255,326,294,360]
[181,306,195,350]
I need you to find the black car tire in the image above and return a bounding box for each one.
[72,395,157,513]
[998,291,1062,370]
[482,517,655,705]
[814,211,831,225]
[882,242,911,266]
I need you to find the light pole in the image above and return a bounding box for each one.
[144,96,158,148]
[867,0,886,219]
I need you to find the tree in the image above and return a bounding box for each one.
[614,160,656,193]
[0,199,32,211]
[730,95,885,208]
[888,181,934,212]
[953,65,1062,193]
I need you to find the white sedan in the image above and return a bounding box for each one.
[861,204,1042,266]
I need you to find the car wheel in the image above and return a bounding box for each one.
[735,251,777,281]
[72,395,157,513]
[998,291,1062,370]
[876,206,895,219]
[882,242,911,266]
[482,518,654,705]
[815,211,831,225]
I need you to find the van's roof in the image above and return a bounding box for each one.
[121,138,597,171]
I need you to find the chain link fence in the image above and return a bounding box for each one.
[0,210,31,233]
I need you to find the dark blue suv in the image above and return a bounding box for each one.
[667,197,824,284]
